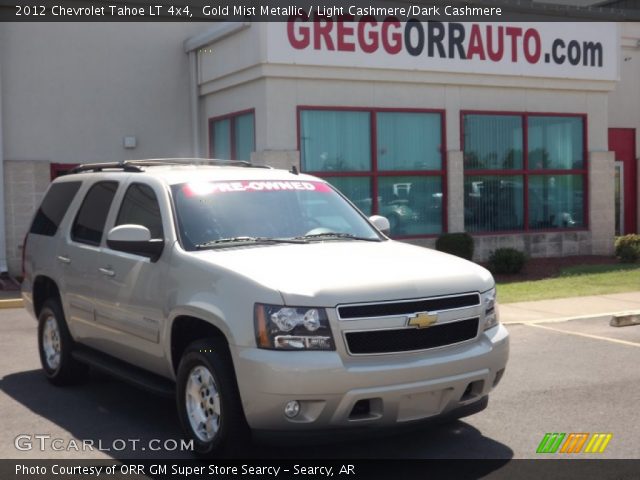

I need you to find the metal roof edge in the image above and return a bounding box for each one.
[184,22,251,53]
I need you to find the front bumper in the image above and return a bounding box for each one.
[252,395,489,445]
[233,324,509,431]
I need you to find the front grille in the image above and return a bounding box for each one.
[337,294,480,320]
[345,318,479,355]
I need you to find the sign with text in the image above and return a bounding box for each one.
[267,19,618,81]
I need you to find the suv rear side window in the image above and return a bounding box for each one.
[115,183,163,238]
[30,182,82,236]
[71,181,118,245]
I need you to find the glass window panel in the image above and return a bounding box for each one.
[300,110,371,172]
[30,182,81,237]
[323,177,372,215]
[528,175,584,229]
[234,113,255,161]
[212,119,231,159]
[116,184,164,239]
[463,115,523,170]
[464,175,524,232]
[72,181,119,245]
[528,116,583,169]
[376,112,442,171]
[378,176,442,236]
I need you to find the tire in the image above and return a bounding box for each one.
[176,338,249,457]
[37,299,88,385]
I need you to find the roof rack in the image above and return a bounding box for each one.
[69,158,271,174]
[70,162,142,174]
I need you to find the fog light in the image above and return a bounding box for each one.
[284,400,300,418]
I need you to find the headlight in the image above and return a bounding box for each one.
[483,287,499,331]
[254,304,335,350]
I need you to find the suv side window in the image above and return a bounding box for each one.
[30,182,82,236]
[115,183,163,238]
[71,181,119,245]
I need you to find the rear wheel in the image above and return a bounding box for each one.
[37,299,88,385]
[176,338,249,457]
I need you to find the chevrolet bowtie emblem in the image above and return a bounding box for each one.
[407,312,438,329]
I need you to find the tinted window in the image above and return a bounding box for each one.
[30,182,82,236]
[115,183,163,238]
[463,114,523,170]
[210,112,255,161]
[299,108,445,237]
[71,181,118,245]
[300,110,371,172]
[528,116,584,170]
[463,113,585,233]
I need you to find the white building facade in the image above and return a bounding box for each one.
[1,20,639,276]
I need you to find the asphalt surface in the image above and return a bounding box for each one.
[1,308,639,461]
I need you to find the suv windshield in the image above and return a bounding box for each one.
[171,179,382,250]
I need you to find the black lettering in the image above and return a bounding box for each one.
[552,39,565,64]
[567,40,581,66]
[583,41,602,67]
[448,23,466,59]
[404,19,424,56]
[427,21,446,58]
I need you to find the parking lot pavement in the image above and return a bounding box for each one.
[1,308,639,460]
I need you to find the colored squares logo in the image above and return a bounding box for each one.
[537,433,612,454]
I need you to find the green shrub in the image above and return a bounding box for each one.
[615,234,640,263]
[488,248,527,274]
[435,233,474,260]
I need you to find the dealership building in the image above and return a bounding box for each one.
[0,14,639,276]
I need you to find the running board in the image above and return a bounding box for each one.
[72,347,175,398]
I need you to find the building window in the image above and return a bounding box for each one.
[299,108,445,237]
[463,113,586,233]
[209,110,255,161]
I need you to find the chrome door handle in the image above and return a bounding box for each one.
[56,255,71,264]
[98,267,115,277]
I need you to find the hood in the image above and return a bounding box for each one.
[195,240,494,306]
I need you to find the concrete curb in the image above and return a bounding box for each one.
[503,311,640,326]
[0,298,23,309]
[611,313,640,327]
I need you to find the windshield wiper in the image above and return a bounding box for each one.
[196,236,306,250]
[295,232,380,242]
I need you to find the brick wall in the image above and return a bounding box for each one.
[3,160,50,275]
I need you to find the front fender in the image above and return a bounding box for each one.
[162,304,232,380]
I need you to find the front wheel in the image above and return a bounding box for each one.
[176,338,249,457]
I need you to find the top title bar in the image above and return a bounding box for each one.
[2,0,640,22]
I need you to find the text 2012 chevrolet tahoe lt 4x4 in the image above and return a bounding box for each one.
[22,159,509,456]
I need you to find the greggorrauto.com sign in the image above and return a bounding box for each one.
[266,18,618,81]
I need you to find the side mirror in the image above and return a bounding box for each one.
[369,215,391,236]
[106,225,164,261]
